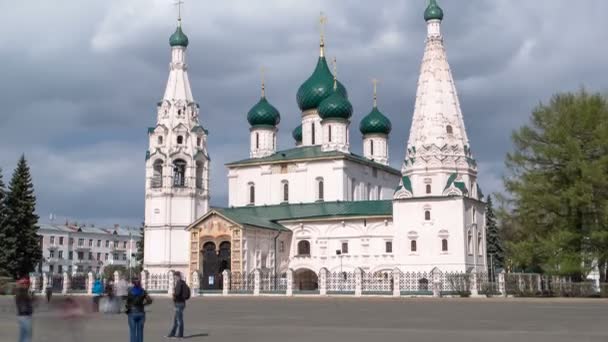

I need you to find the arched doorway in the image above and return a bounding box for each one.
[294,269,318,291]
[201,241,231,290]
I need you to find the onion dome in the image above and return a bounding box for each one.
[360,107,392,135]
[296,57,348,111]
[424,0,444,21]
[318,87,353,120]
[292,124,303,143]
[247,96,280,127]
[169,24,189,47]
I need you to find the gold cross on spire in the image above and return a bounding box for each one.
[260,66,266,98]
[319,12,327,57]
[372,78,379,107]
[174,0,184,23]
[332,57,338,90]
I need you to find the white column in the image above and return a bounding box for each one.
[319,268,328,296]
[432,272,441,298]
[140,270,148,290]
[191,271,200,297]
[498,271,506,297]
[392,268,401,297]
[87,272,94,295]
[254,269,261,296]
[168,270,175,296]
[355,268,363,297]
[536,274,542,294]
[222,270,230,296]
[62,272,70,295]
[286,269,294,296]
[470,272,479,296]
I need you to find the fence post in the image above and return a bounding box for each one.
[286,269,294,296]
[498,271,506,297]
[168,270,175,296]
[432,271,441,298]
[254,269,261,296]
[470,272,479,296]
[319,268,328,296]
[87,272,94,295]
[536,274,542,294]
[355,268,363,297]
[191,271,199,297]
[42,273,49,294]
[140,270,148,290]
[62,272,70,295]
[222,270,230,296]
[393,268,401,297]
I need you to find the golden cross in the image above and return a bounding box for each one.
[332,57,338,90]
[319,12,327,43]
[260,66,266,97]
[372,78,379,107]
[174,0,184,21]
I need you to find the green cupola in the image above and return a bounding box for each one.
[247,96,281,128]
[318,87,353,120]
[169,23,189,47]
[360,107,392,135]
[292,124,303,143]
[424,0,444,21]
[296,56,348,111]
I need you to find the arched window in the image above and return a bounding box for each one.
[282,181,289,203]
[177,135,183,144]
[446,125,453,134]
[172,159,186,187]
[297,240,310,256]
[441,239,448,252]
[178,109,182,116]
[316,178,324,201]
[426,184,432,194]
[157,136,163,145]
[370,140,374,155]
[255,132,259,149]
[478,233,483,256]
[195,161,204,189]
[328,125,332,142]
[152,160,163,188]
[410,240,417,252]
[311,123,316,145]
[197,137,201,146]
[424,210,431,221]
[467,231,473,255]
[248,183,255,205]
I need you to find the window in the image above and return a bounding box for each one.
[113,253,118,260]
[49,265,54,273]
[123,241,127,249]
[88,239,93,247]
[177,135,183,144]
[282,181,289,203]
[78,238,84,246]
[96,253,101,261]
[157,136,163,145]
[341,242,349,254]
[58,251,63,259]
[410,240,417,252]
[49,250,55,258]
[197,137,201,146]
[328,125,332,142]
[68,251,73,260]
[426,184,432,194]
[122,254,127,261]
[446,125,453,134]
[173,159,187,187]
[114,240,119,248]
[105,240,109,248]
[196,161,204,189]
[97,240,101,247]
[152,160,163,188]
[424,210,431,221]
[311,123,316,145]
[467,231,473,255]
[255,132,259,149]
[370,140,374,155]
[279,241,285,253]
[441,239,448,252]
[177,109,182,116]
[297,240,310,256]
[88,252,93,260]
[478,233,483,256]
[50,236,55,245]
[104,253,109,261]
[473,208,477,223]
[69,238,74,245]
[248,183,255,205]
[77,252,84,260]
[59,237,64,245]
[316,178,324,201]
[58,265,63,274]
[372,168,378,178]
[385,241,393,253]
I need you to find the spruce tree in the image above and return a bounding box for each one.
[136,222,145,267]
[4,156,42,279]
[0,168,10,277]
[485,196,504,276]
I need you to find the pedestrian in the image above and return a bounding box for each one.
[92,278,103,312]
[15,277,35,342]
[115,276,129,312]
[45,282,52,303]
[125,278,153,342]
[167,271,190,339]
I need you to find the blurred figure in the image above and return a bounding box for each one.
[115,275,129,312]
[167,271,190,339]
[45,282,52,303]
[125,279,153,342]
[92,278,103,312]
[15,277,34,342]
[59,297,85,342]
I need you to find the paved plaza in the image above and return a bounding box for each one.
[0,295,605,341]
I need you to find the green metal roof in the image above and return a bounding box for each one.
[247,96,281,127]
[318,88,353,120]
[424,0,444,21]
[226,145,400,175]
[169,25,189,47]
[360,106,392,135]
[292,124,303,142]
[296,57,348,111]
[213,200,393,231]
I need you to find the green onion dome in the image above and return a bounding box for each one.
[169,25,189,47]
[292,124,303,143]
[360,106,392,135]
[296,57,348,111]
[247,97,281,127]
[424,0,444,21]
[318,87,353,120]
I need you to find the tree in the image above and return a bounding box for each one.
[485,195,504,276]
[503,90,608,280]
[3,156,42,279]
[135,222,144,268]
[0,168,9,277]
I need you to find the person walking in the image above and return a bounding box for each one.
[115,276,129,313]
[45,282,52,303]
[125,279,152,342]
[92,278,104,312]
[15,277,35,342]
[167,272,190,339]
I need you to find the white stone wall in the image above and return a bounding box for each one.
[362,135,389,166]
[321,120,349,153]
[250,127,277,158]
[301,111,323,146]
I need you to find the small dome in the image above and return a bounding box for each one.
[424,0,444,21]
[296,57,347,111]
[169,25,189,47]
[247,97,281,127]
[292,125,303,142]
[360,107,392,135]
[318,88,353,120]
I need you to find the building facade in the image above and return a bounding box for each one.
[37,223,140,275]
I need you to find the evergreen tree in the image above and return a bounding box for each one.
[3,156,42,279]
[485,195,504,276]
[504,90,608,279]
[0,168,10,277]
[135,222,144,267]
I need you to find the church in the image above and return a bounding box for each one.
[143,0,487,291]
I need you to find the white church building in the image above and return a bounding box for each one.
[143,0,487,291]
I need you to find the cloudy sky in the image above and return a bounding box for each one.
[0,0,606,227]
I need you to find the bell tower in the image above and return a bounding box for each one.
[143,12,210,275]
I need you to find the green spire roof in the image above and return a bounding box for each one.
[424,0,444,21]
[296,57,348,111]
[169,23,189,47]
[247,96,280,127]
[292,124,303,142]
[360,106,392,135]
[318,87,353,120]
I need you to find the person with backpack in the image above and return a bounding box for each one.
[15,277,35,342]
[125,278,153,342]
[167,271,190,339]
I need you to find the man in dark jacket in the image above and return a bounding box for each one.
[167,271,187,338]
[125,279,152,342]
[15,277,34,342]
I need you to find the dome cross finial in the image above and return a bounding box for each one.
[319,12,327,57]
[372,78,379,108]
[260,66,266,98]
[332,57,338,91]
